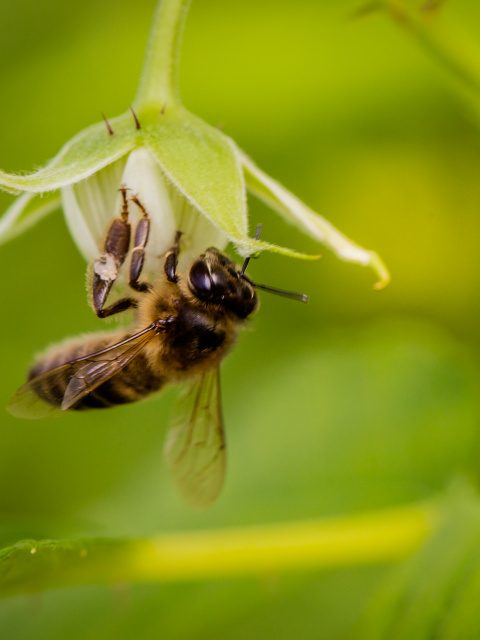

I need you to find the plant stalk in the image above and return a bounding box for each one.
[383,0,480,98]
[134,0,191,109]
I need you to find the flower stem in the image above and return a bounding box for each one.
[0,502,437,597]
[134,0,191,110]
[381,0,480,98]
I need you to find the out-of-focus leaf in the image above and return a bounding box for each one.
[0,192,60,244]
[0,501,435,597]
[357,483,480,640]
[1,320,477,638]
[239,150,389,288]
[1,0,480,638]
[219,320,480,524]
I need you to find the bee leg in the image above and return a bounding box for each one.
[129,195,153,293]
[95,296,138,318]
[164,231,183,283]
[92,186,137,318]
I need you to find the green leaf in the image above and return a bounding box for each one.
[239,149,390,289]
[1,321,475,601]
[144,108,248,242]
[375,0,480,100]
[0,114,136,195]
[235,237,320,261]
[0,502,434,598]
[0,192,61,245]
[358,483,480,640]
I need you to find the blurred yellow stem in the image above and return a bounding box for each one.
[133,502,436,579]
[0,502,438,596]
[380,0,480,98]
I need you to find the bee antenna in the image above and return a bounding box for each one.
[239,223,308,302]
[240,223,263,275]
[252,282,309,304]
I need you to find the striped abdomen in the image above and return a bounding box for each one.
[28,331,164,411]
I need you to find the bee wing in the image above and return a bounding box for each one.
[164,367,226,508]
[8,324,158,419]
[60,328,157,410]
[7,372,66,419]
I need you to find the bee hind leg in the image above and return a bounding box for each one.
[92,185,138,319]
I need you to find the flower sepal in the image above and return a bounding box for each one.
[0,0,389,290]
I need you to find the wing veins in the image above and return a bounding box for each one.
[164,368,226,508]
[9,323,159,418]
[61,329,157,409]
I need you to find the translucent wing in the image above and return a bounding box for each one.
[8,324,158,419]
[60,327,156,410]
[164,367,226,508]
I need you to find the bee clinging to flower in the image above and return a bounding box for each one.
[8,184,307,507]
[0,0,389,507]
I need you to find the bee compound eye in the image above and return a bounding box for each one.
[189,260,213,295]
[211,269,230,292]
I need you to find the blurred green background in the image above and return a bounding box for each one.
[1,0,480,637]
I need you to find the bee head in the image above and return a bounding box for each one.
[188,248,257,319]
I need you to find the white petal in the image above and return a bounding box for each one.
[62,158,127,261]
[167,184,228,269]
[120,148,176,276]
[62,147,229,282]
[123,148,228,272]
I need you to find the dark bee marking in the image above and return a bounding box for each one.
[74,392,112,410]
[90,380,132,406]
[27,337,165,411]
[166,305,226,371]
[70,353,164,410]
[116,353,164,396]
[28,367,66,407]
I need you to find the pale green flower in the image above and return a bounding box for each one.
[0,0,389,288]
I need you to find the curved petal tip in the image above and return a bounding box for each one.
[370,252,391,290]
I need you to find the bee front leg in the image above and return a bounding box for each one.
[164,231,183,283]
[129,195,153,292]
[92,186,138,319]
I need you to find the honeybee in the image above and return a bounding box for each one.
[8,187,307,507]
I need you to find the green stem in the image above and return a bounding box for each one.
[0,502,437,597]
[382,0,480,98]
[134,0,191,110]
